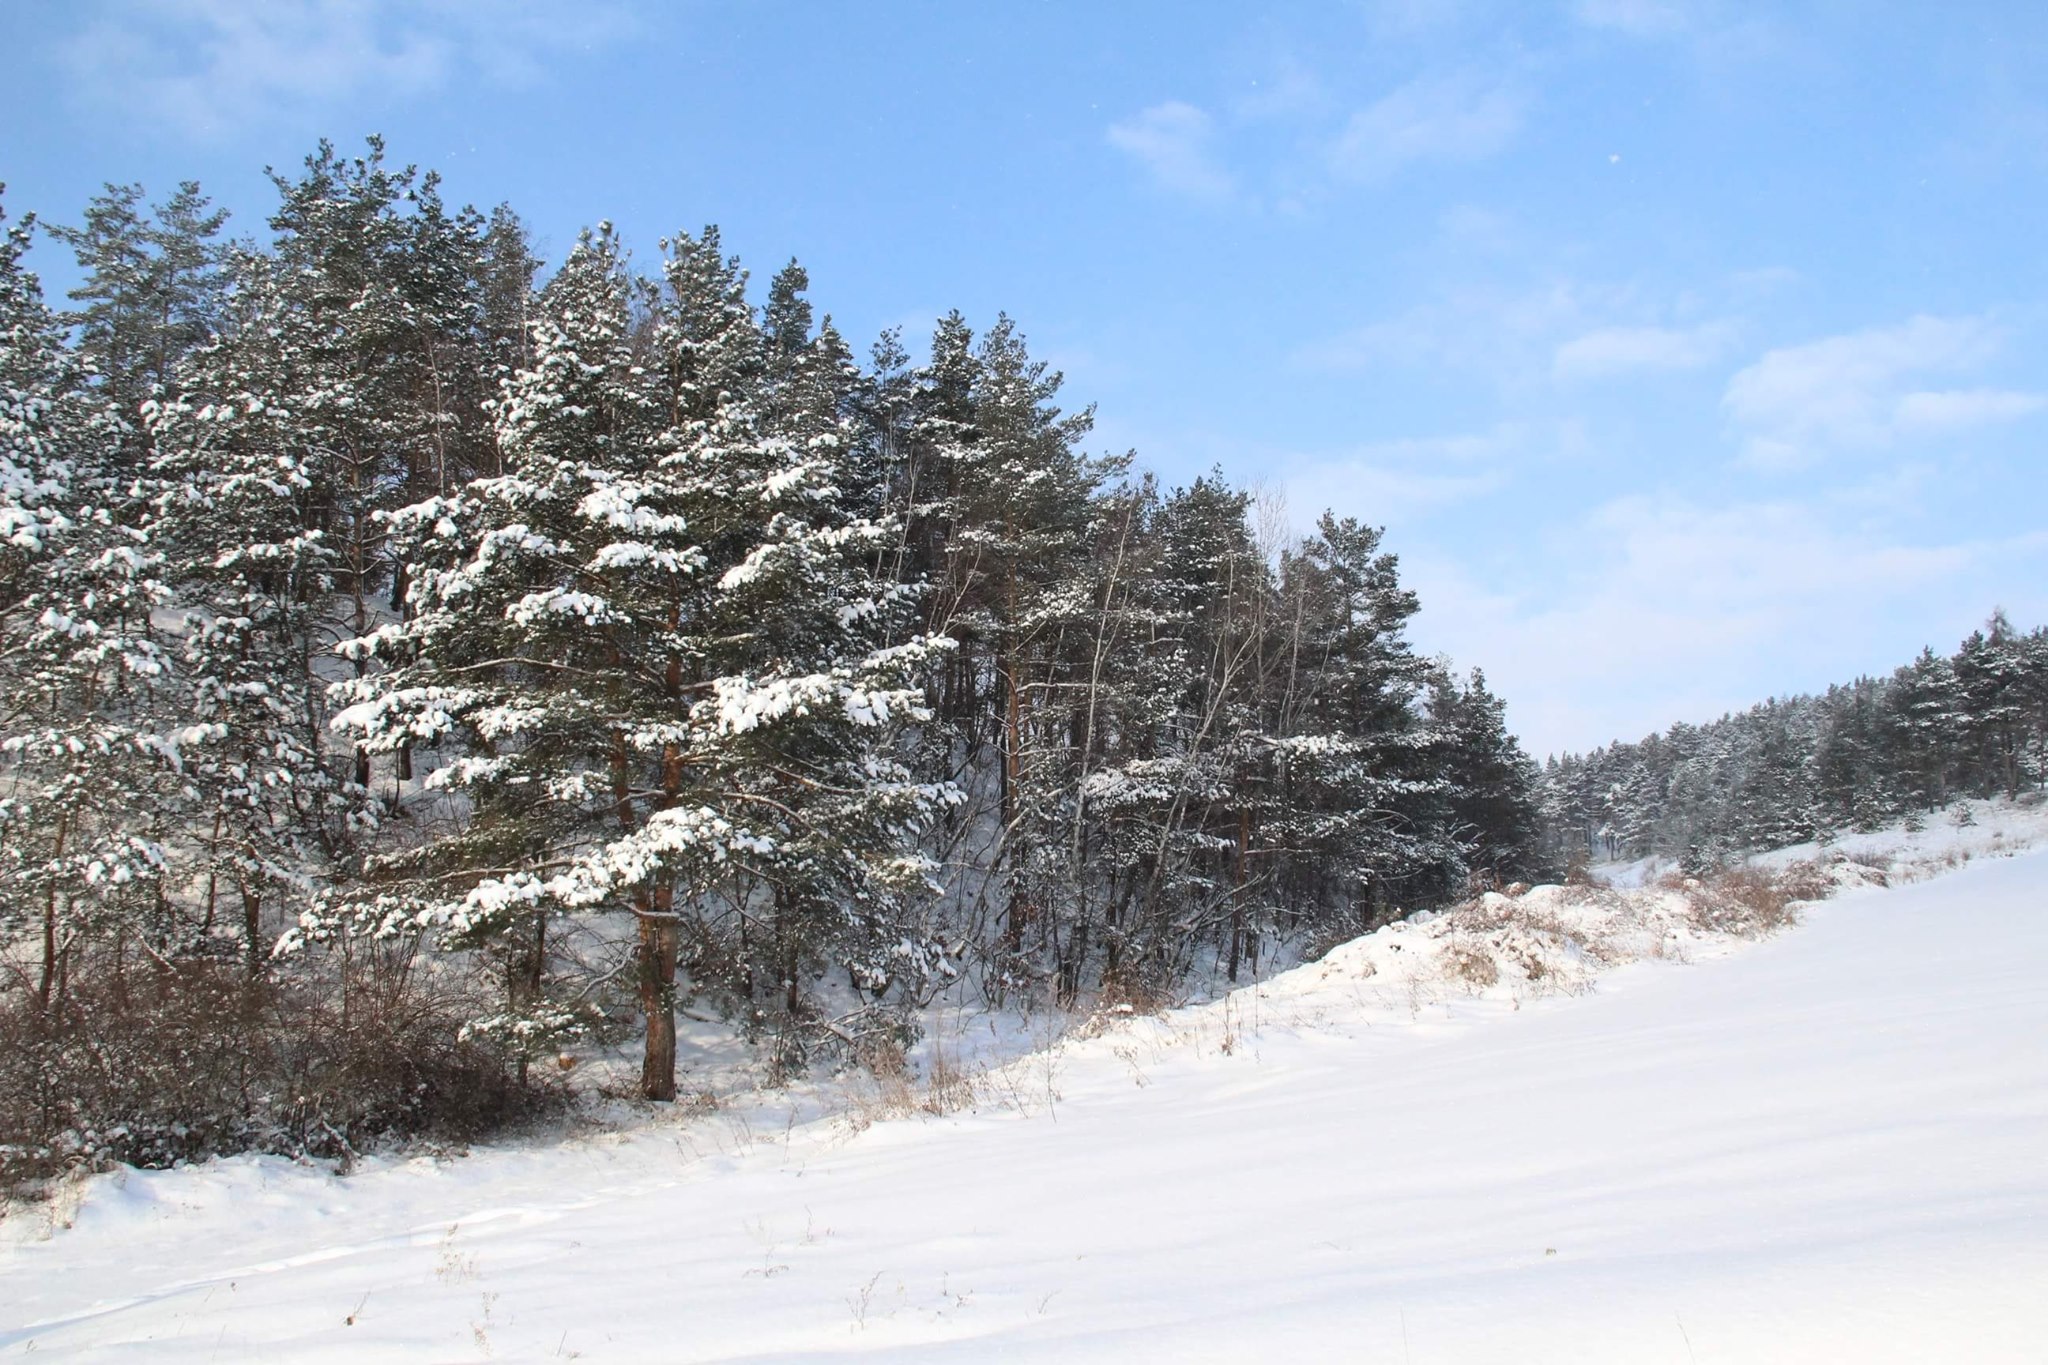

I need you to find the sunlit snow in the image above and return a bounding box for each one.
[4,813,2045,1360]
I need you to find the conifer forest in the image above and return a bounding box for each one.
[3,139,2044,1177]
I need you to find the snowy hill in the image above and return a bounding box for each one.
[5,831,2047,1361]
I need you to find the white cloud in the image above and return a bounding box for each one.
[1435,203,1517,255]
[1274,421,1577,530]
[1553,321,1739,379]
[1722,315,2039,467]
[1284,462,1508,527]
[1568,0,1783,65]
[56,0,635,137]
[1404,491,2048,756]
[1342,425,1533,466]
[1107,101,1235,201]
[1295,280,1626,382]
[1726,265,1803,301]
[1330,70,1527,181]
[1894,388,2048,431]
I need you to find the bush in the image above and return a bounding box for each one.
[0,943,567,1195]
[1689,863,1806,936]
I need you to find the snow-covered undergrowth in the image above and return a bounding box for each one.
[755,862,1842,1141]
[1597,792,2048,889]
[917,795,2048,1129]
[5,801,2047,1360]
[1310,872,1815,1004]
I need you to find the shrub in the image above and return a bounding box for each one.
[0,943,566,1195]
[1444,943,1501,989]
[1690,863,1804,936]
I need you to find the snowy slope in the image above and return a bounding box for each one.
[5,846,2047,1361]
[1594,792,2048,889]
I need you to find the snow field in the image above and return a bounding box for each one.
[4,830,2047,1360]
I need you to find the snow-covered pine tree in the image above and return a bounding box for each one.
[932,318,1109,973]
[1887,647,1963,811]
[674,243,951,1061]
[0,194,178,1006]
[327,226,949,1099]
[1729,698,1822,851]
[1265,514,1448,927]
[260,139,465,795]
[1814,681,1882,830]
[1087,475,1274,985]
[1954,611,2030,799]
[1429,667,1546,885]
[45,180,227,473]
[1164,477,1275,981]
[147,243,356,974]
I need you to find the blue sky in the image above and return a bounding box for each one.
[4,0,2045,757]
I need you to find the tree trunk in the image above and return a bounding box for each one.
[771,883,801,1018]
[201,808,224,933]
[38,813,69,1011]
[1227,805,1250,984]
[638,887,678,1101]
[1001,636,1032,949]
[242,885,265,978]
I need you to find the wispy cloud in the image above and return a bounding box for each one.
[1110,56,1526,207]
[1340,424,1536,466]
[1722,315,2041,467]
[1295,280,1618,381]
[1894,388,2048,431]
[1553,321,1739,379]
[1407,490,2048,755]
[1569,0,1697,39]
[1567,0,1783,67]
[1276,421,1572,529]
[55,0,637,137]
[1329,69,1527,182]
[1106,101,1235,201]
[1285,461,1508,527]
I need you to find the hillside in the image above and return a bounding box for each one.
[4,817,2047,1361]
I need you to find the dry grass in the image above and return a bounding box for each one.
[1689,864,1804,935]
[1443,944,1501,988]
[842,1035,980,1130]
[1097,968,1177,1019]
[1324,853,1851,1014]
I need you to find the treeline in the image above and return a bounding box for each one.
[1540,613,2048,870]
[0,137,1544,1160]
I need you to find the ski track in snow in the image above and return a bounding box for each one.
[4,836,2047,1361]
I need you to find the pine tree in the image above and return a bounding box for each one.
[147,244,355,974]
[1889,647,1962,810]
[326,227,950,1098]
[1431,668,1545,883]
[1955,611,2030,798]
[1266,514,1446,924]
[45,180,227,470]
[0,193,177,1006]
[880,313,1116,989]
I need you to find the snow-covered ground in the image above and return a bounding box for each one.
[5,816,2047,1361]
[1595,792,2048,888]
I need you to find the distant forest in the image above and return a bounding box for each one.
[1540,611,2048,871]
